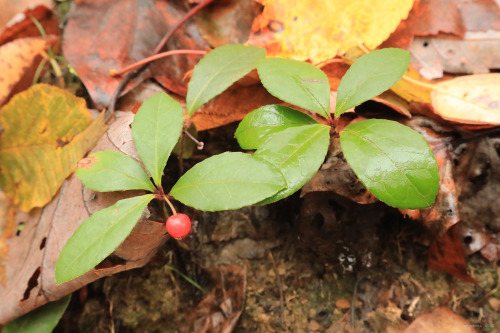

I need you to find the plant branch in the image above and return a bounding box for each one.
[110,50,207,77]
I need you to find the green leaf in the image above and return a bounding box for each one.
[335,48,410,117]
[76,151,155,192]
[235,105,317,149]
[56,194,155,284]
[132,92,184,186]
[339,119,439,209]
[3,295,71,333]
[257,58,330,119]
[170,152,286,211]
[186,44,266,116]
[254,124,330,204]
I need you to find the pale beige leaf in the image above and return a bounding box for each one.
[431,74,500,125]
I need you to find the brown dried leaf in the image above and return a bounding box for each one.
[195,0,262,47]
[186,265,246,333]
[0,5,60,46]
[63,0,208,109]
[427,223,477,284]
[191,81,280,131]
[301,138,378,204]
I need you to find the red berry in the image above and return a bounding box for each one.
[166,213,191,239]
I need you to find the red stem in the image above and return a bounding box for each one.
[110,50,207,77]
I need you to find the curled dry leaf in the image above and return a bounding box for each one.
[186,265,246,333]
[427,223,477,284]
[431,74,500,125]
[410,36,500,80]
[0,36,57,106]
[301,137,378,204]
[0,112,169,324]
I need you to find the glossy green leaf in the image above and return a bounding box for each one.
[171,152,286,211]
[257,58,330,119]
[339,119,439,209]
[254,124,330,204]
[76,151,155,192]
[335,48,410,117]
[132,92,184,186]
[235,105,317,149]
[186,44,266,116]
[56,194,155,284]
[3,295,71,333]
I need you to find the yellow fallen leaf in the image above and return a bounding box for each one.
[248,0,414,64]
[0,36,56,106]
[431,74,500,125]
[392,65,433,104]
[0,84,107,211]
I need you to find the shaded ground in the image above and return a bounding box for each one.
[54,122,500,332]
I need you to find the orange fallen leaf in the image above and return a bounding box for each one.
[431,74,500,125]
[428,223,477,284]
[247,0,414,63]
[404,306,477,333]
[0,5,60,46]
[0,0,53,31]
[0,36,57,106]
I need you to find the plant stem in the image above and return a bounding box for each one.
[163,195,178,215]
[178,131,185,175]
[163,264,207,294]
[110,50,207,76]
[184,129,204,150]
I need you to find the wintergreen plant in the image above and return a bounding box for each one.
[56,44,439,285]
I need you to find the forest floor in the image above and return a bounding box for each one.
[55,123,500,333]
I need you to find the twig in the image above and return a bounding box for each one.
[110,50,207,76]
[268,250,288,333]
